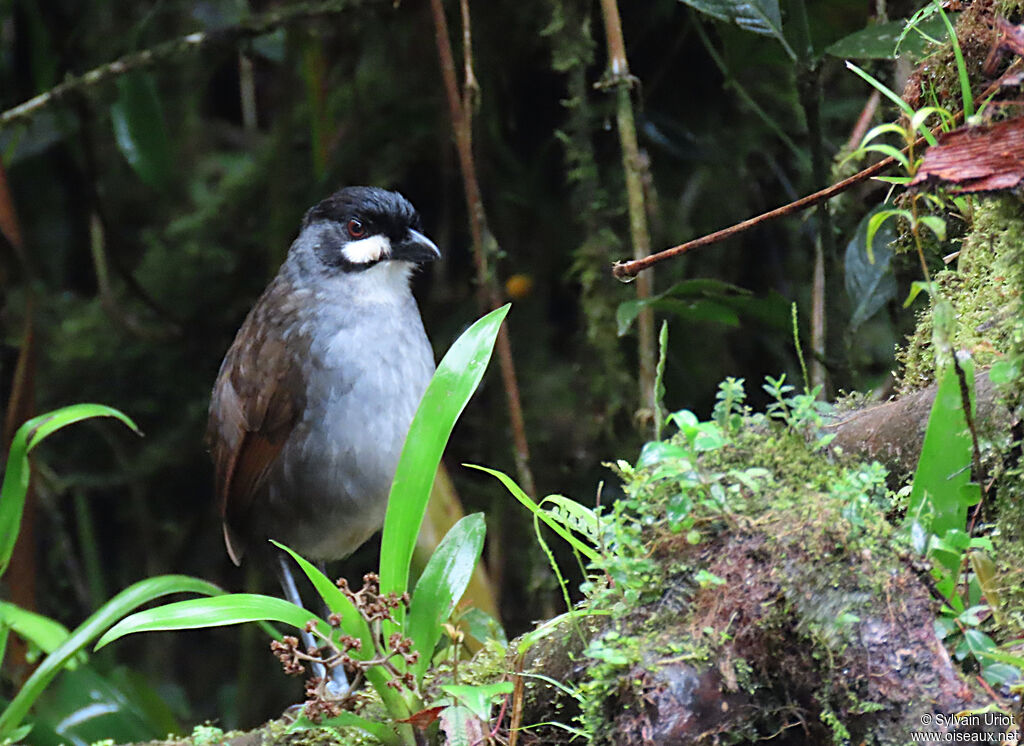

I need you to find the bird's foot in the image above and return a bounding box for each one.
[324,667,351,699]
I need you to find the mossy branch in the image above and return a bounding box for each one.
[0,0,376,129]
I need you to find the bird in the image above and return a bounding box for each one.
[206,186,439,693]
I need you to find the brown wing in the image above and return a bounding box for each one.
[207,280,306,565]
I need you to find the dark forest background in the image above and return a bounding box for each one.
[0,0,930,733]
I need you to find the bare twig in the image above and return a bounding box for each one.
[613,59,1024,281]
[429,0,536,498]
[610,155,899,280]
[0,0,374,129]
[597,0,656,427]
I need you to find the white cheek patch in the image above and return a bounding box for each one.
[343,235,391,264]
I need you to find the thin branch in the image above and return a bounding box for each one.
[429,0,537,498]
[612,59,1024,281]
[0,0,375,129]
[611,154,899,280]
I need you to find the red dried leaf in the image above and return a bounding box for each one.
[397,705,446,730]
[911,117,1024,193]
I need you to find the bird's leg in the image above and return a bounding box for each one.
[278,548,350,695]
[315,561,352,696]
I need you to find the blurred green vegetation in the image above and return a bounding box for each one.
[0,0,943,733]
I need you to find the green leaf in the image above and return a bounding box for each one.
[469,465,600,562]
[935,3,972,119]
[917,215,947,242]
[538,495,601,546]
[30,666,180,745]
[440,682,513,721]
[96,593,326,649]
[270,541,372,656]
[988,358,1021,385]
[859,143,910,170]
[825,14,950,59]
[845,204,897,330]
[379,305,509,627]
[0,404,139,579]
[907,361,979,538]
[0,603,72,658]
[438,704,480,746]
[681,0,795,59]
[846,62,938,146]
[902,280,935,308]
[0,575,220,740]
[110,72,173,190]
[268,542,405,714]
[457,607,507,647]
[865,209,910,265]
[407,514,486,683]
[616,279,759,336]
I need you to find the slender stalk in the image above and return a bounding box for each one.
[597,0,656,428]
[428,0,536,498]
[613,55,1024,281]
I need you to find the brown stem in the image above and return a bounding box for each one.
[428,0,537,497]
[0,0,376,128]
[611,152,899,280]
[613,60,1024,281]
[597,0,656,426]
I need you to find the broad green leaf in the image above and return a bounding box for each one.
[845,204,897,330]
[0,404,139,579]
[917,215,947,242]
[407,514,486,683]
[0,575,220,740]
[616,298,739,336]
[907,361,980,538]
[962,628,997,658]
[96,593,325,649]
[469,465,599,562]
[440,682,513,721]
[681,0,795,59]
[989,358,1021,385]
[615,279,760,336]
[825,14,950,59]
[110,72,173,190]
[438,704,480,746]
[29,666,180,745]
[0,603,72,658]
[379,305,509,626]
[458,608,507,647]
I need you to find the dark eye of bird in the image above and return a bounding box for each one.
[347,218,366,239]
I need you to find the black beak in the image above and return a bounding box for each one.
[394,229,442,264]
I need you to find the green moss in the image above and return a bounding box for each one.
[896,196,1024,391]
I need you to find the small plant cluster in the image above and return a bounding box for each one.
[270,573,420,722]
